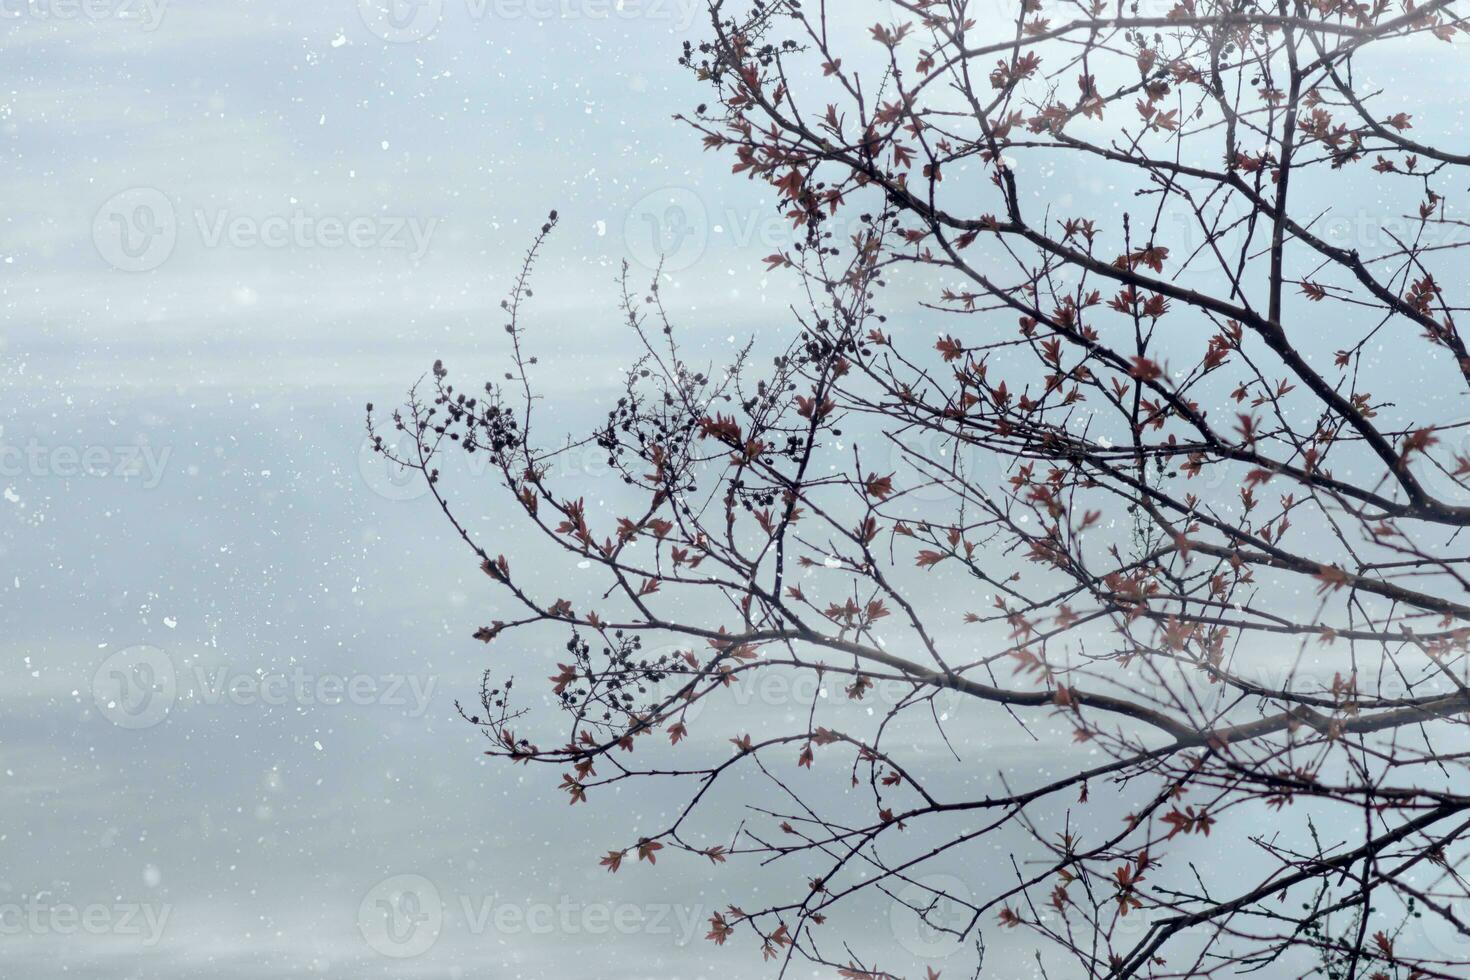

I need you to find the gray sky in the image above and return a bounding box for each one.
[4,2,1470,978]
[2,4,969,977]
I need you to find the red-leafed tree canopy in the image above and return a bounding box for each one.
[375,1,1470,976]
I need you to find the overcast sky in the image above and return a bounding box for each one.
[5,2,1470,978]
[2,4,970,977]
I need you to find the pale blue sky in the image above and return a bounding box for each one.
[4,3,1470,978]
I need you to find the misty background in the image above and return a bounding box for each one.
[4,1,1470,978]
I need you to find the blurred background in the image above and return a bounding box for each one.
[4,1,1469,977]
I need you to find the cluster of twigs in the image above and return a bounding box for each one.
[375,1,1470,976]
